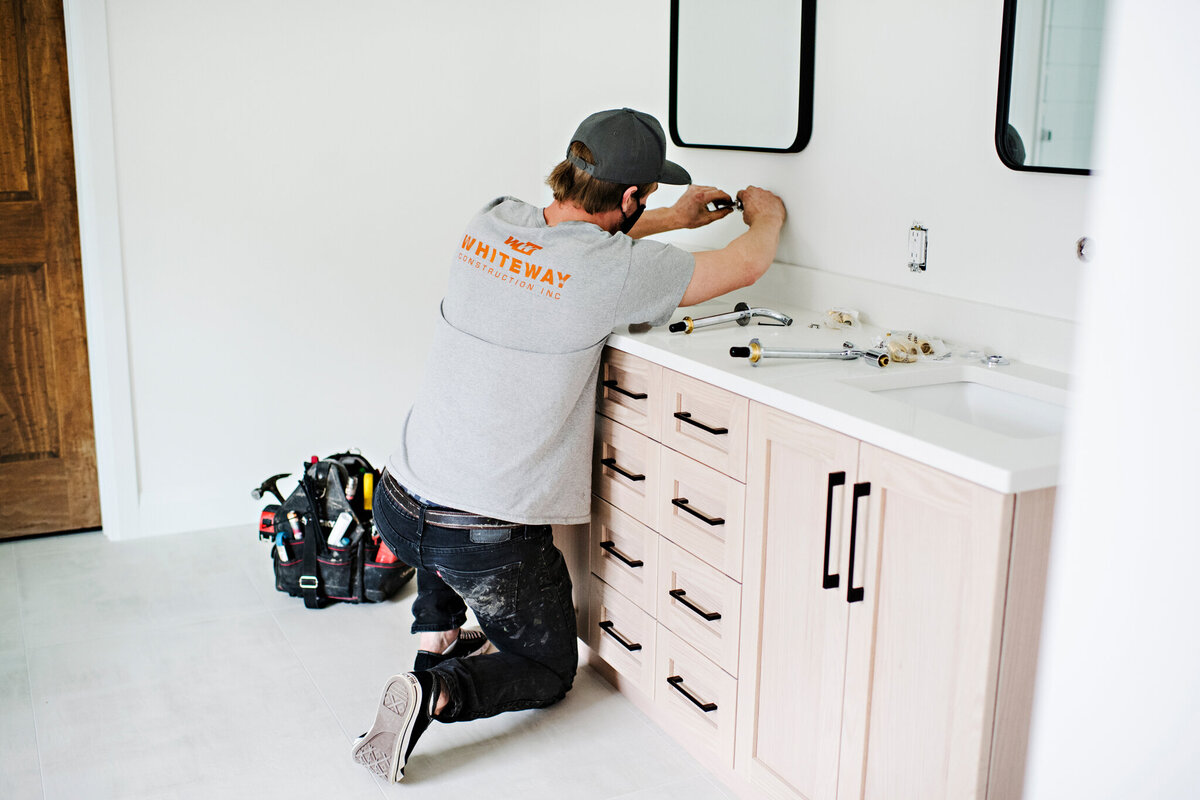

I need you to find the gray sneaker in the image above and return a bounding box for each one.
[351,671,436,782]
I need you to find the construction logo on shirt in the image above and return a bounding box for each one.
[458,233,571,300]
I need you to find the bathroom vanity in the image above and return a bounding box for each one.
[571,298,1065,800]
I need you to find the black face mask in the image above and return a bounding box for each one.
[619,201,646,234]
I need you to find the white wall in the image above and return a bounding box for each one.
[1024,1,1200,797]
[87,0,544,535]
[540,0,1089,323]
[72,0,1092,536]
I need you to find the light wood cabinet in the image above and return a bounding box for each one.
[738,407,860,800]
[739,402,1055,800]
[588,353,749,769]
[586,351,1055,800]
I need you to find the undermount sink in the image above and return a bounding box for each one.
[842,366,1068,438]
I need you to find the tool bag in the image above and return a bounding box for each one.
[255,452,414,609]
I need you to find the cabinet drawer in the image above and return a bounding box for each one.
[594,416,661,531]
[661,370,749,481]
[659,447,746,581]
[655,624,737,769]
[598,347,662,440]
[590,498,658,614]
[657,538,742,676]
[588,576,656,697]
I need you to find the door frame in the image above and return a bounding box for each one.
[61,0,140,540]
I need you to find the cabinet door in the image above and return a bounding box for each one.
[837,444,1014,800]
[737,404,860,800]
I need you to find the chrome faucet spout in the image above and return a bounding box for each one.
[730,339,890,368]
[669,302,794,333]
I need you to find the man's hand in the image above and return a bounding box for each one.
[670,185,737,229]
[627,184,737,238]
[736,186,786,228]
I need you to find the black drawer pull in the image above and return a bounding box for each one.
[666,675,717,712]
[600,457,645,482]
[673,411,728,436]
[669,588,722,621]
[602,379,647,400]
[671,497,725,526]
[599,540,644,568]
[598,620,642,651]
[822,471,845,590]
[847,482,870,604]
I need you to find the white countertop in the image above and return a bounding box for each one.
[608,298,1071,494]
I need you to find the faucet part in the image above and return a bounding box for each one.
[730,339,890,368]
[706,198,744,212]
[670,302,793,334]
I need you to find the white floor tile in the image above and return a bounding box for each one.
[8,528,740,799]
[0,651,43,800]
[0,549,25,655]
[16,530,264,649]
[270,583,420,738]
[28,612,383,800]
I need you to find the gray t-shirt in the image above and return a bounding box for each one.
[387,196,694,525]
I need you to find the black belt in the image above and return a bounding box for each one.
[382,473,523,530]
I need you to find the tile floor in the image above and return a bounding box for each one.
[0,526,736,800]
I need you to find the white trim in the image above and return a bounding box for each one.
[62,0,140,540]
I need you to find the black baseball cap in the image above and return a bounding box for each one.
[566,108,692,186]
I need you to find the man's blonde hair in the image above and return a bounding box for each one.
[546,142,654,214]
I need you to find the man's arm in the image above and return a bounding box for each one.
[628,184,736,238]
[680,186,786,306]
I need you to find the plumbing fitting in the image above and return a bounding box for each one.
[730,339,890,368]
[669,302,793,334]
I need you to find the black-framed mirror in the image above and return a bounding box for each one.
[996,0,1107,174]
[669,0,816,153]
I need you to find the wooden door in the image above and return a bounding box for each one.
[737,404,859,800]
[837,444,1014,800]
[0,0,99,537]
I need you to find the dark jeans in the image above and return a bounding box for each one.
[373,474,578,723]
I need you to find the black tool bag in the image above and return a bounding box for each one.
[255,452,414,609]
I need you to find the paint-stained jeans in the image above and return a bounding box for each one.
[372,475,578,723]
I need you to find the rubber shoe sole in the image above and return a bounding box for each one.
[351,673,422,783]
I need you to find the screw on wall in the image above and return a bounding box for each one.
[1076,236,1092,262]
[908,223,928,272]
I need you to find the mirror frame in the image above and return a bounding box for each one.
[995,0,1092,175]
[668,0,817,153]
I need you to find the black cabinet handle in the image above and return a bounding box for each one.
[599,540,643,568]
[666,675,717,712]
[673,411,728,436]
[823,472,845,590]
[669,588,722,621]
[600,457,645,482]
[671,497,725,526]
[602,379,647,400]
[847,482,870,604]
[598,620,642,651]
